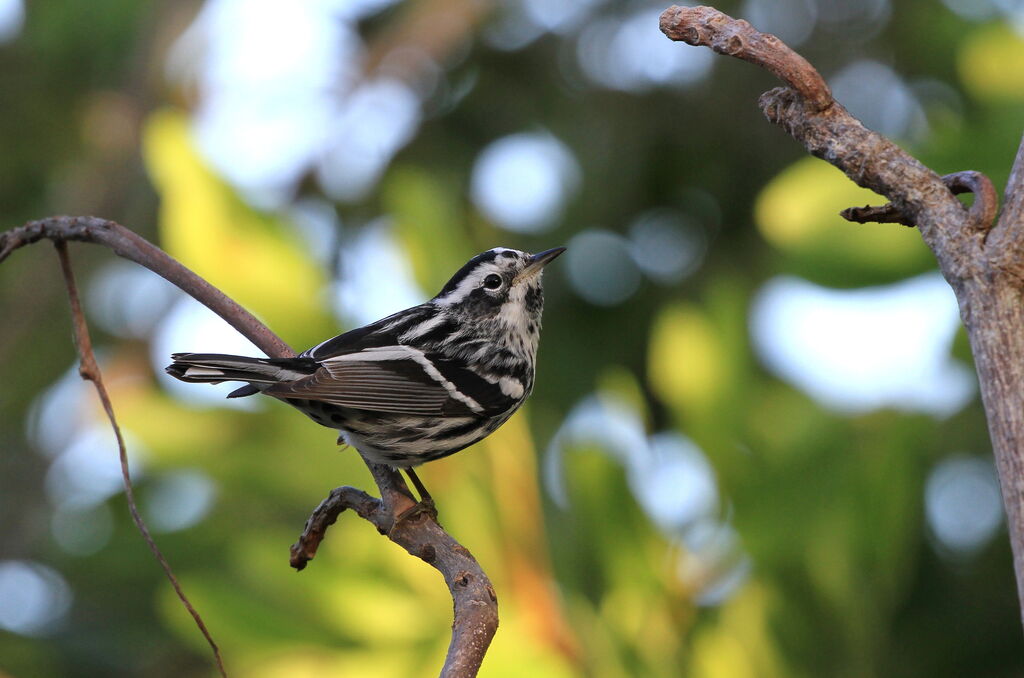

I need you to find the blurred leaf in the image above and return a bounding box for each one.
[142,108,330,347]
[755,157,933,285]
[384,165,474,294]
[648,302,729,418]
[958,23,1024,102]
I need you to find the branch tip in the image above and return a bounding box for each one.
[659,5,832,111]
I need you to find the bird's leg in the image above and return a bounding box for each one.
[395,467,438,523]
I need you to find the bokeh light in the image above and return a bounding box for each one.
[546,393,748,604]
[44,425,144,511]
[751,273,975,416]
[630,432,719,533]
[318,79,422,203]
[51,504,114,557]
[926,455,1003,557]
[87,261,180,339]
[150,295,265,407]
[564,230,642,305]
[740,0,817,46]
[830,60,927,140]
[0,561,72,637]
[816,0,891,37]
[333,219,425,327]
[143,470,217,533]
[576,8,714,92]
[628,208,706,284]
[0,0,23,44]
[471,132,580,233]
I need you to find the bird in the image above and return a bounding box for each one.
[166,246,564,506]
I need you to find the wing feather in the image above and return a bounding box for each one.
[264,345,516,417]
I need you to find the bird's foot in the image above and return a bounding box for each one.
[392,496,438,529]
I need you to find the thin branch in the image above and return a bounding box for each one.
[1,217,291,358]
[2,216,499,677]
[53,240,227,678]
[841,171,998,229]
[290,487,389,570]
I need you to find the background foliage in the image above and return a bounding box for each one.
[2,1,1023,676]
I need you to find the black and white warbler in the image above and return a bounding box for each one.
[166,247,564,476]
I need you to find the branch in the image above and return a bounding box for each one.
[2,216,498,676]
[53,241,227,678]
[660,6,984,280]
[659,5,831,111]
[290,486,499,678]
[660,4,1024,631]
[841,171,998,230]
[1,217,291,357]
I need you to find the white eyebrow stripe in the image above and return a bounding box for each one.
[435,260,512,306]
[325,346,484,413]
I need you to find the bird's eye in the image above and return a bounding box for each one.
[483,274,503,290]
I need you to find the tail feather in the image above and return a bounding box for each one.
[166,353,319,394]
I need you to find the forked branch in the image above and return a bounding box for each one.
[661,4,1024,629]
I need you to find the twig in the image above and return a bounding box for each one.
[53,240,227,678]
[841,171,998,229]
[290,487,389,571]
[660,4,1024,630]
[2,216,500,676]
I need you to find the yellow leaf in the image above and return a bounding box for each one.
[142,108,328,342]
[755,157,930,274]
[959,23,1024,102]
[648,303,726,414]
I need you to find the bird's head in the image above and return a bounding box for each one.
[433,247,565,329]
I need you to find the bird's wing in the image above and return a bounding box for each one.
[301,306,433,360]
[264,345,518,417]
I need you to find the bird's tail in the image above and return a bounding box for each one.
[165,353,319,398]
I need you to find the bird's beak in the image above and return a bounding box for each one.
[520,247,566,280]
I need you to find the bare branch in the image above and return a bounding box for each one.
[291,487,388,570]
[3,217,499,676]
[2,216,292,358]
[659,4,831,111]
[290,481,500,678]
[660,3,1024,631]
[53,241,228,678]
[660,8,977,273]
[841,171,998,230]
[998,134,1024,233]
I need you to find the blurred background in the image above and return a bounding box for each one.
[2,0,1023,676]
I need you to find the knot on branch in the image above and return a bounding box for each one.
[660,5,832,111]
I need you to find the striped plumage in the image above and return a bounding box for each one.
[166,247,563,468]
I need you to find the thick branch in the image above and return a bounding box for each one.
[660,4,831,111]
[660,4,1024,630]
[2,216,498,676]
[990,134,1024,267]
